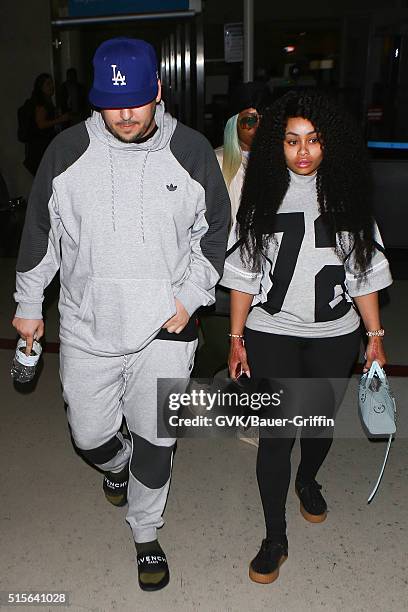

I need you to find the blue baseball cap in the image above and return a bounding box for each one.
[89,37,159,109]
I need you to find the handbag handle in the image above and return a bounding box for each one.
[366,360,386,382]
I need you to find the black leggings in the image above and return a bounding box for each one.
[244,327,360,539]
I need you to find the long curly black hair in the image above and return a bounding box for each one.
[237,90,375,273]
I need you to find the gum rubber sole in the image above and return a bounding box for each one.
[299,502,327,523]
[249,555,288,584]
[295,489,327,523]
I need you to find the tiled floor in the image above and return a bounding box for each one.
[1,256,407,612]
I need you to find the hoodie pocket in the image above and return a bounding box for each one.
[73,277,176,354]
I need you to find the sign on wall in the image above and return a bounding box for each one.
[224,23,243,63]
[69,1,190,17]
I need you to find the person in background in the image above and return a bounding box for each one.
[59,67,88,126]
[0,170,9,211]
[23,73,70,176]
[215,81,269,228]
[0,170,26,257]
[193,84,268,380]
[193,84,269,449]
[220,90,392,584]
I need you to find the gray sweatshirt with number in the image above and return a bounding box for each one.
[220,170,392,337]
[14,102,230,355]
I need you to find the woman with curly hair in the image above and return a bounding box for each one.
[220,90,392,584]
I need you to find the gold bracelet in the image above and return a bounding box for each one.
[366,329,385,337]
[228,333,244,339]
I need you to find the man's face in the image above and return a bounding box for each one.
[101,82,161,143]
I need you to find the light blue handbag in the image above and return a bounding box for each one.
[359,360,396,503]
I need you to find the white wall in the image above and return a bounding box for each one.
[0,0,52,198]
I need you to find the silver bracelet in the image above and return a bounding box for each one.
[366,329,385,337]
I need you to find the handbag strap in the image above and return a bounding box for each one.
[367,434,393,503]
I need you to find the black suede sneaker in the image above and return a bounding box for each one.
[103,464,129,507]
[249,536,288,584]
[295,479,327,523]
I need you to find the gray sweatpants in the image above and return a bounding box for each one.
[60,338,197,543]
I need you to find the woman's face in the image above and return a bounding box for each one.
[283,117,323,175]
[237,107,261,150]
[42,77,54,98]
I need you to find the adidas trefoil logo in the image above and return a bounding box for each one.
[166,183,177,191]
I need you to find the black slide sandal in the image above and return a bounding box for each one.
[136,550,170,591]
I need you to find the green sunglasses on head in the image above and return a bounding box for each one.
[239,113,262,129]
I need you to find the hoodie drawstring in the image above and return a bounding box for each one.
[108,147,150,241]
[139,150,149,243]
[108,147,116,232]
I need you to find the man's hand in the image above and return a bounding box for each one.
[363,336,386,373]
[228,338,251,380]
[162,299,190,334]
[12,318,44,356]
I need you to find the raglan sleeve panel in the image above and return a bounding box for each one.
[219,223,263,295]
[14,123,90,319]
[171,124,231,315]
[344,221,393,298]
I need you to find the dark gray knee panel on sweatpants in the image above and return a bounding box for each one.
[77,434,123,464]
[130,431,174,489]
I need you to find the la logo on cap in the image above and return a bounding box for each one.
[111,64,126,86]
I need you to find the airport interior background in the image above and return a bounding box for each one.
[0,1,407,611]
[1,0,408,254]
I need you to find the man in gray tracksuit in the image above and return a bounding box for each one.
[12,38,230,591]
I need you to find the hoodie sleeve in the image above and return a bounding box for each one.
[14,123,90,319]
[14,145,62,319]
[170,124,231,315]
[344,222,393,297]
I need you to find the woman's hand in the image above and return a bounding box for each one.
[364,336,387,372]
[228,338,250,380]
[228,289,253,379]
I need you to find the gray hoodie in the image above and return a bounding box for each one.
[15,102,230,355]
